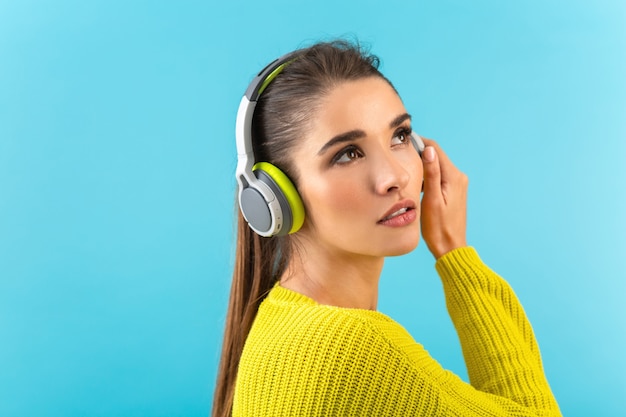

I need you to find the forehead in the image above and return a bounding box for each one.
[312,77,406,135]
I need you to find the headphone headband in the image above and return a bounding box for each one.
[244,52,300,101]
[236,51,300,170]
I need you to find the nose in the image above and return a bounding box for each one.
[373,150,411,195]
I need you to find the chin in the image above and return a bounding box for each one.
[383,236,420,257]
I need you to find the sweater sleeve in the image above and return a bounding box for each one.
[434,246,561,415]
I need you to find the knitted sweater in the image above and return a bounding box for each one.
[232,247,561,416]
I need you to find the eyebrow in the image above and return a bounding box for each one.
[389,113,412,129]
[317,113,412,156]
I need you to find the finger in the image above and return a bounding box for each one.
[421,138,451,164]
[421,145,442,199]
[421,137,461,184]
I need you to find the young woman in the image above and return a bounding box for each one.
[213,41,561,417]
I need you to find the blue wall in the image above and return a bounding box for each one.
[1,1,624,416]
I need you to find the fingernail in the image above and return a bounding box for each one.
[423,147,435,162]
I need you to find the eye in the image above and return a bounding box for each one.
[392,127,412,146]
[332,145,364,165]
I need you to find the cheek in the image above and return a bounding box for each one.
[400,151,424,189]
[300,175,368,223]
[411,151,424,183]
[416,158,424,187]
[328,181,365,212]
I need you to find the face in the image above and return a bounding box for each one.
[291,77,423,259]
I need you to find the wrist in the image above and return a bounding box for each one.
[430,240,468,260]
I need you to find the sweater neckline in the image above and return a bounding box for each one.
[268,282,392,320]
[269,282,318,306]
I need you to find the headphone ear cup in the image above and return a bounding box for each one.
[253,162,305,236]
[410,132,425,156]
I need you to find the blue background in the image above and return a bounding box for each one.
[1,0,624,416]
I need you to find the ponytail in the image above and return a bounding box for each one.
[212,211,290,417]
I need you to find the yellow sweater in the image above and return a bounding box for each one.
[233,247,561,416]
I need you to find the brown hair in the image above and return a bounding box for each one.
[212,40,390,417]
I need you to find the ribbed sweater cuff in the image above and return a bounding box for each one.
[435,246,483,281]
[434,246,506,302]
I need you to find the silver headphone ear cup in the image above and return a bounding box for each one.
[255,170,293,237]
[239,170,294,237]
[410,132,425,156]
[240,186,273,235]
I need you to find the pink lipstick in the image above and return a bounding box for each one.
[378,200,417,227]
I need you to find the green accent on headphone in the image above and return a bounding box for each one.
[253,162,305,234]
[257,60,294,96]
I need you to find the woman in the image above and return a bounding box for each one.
[213,40,561,416]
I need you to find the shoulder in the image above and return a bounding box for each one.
[248,284,414,356]
[235,286,453,415]
[240,284,448,386]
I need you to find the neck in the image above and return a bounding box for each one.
[280,239,384,310]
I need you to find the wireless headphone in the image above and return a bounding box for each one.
[235,52,304,238]
[235,51,426,238]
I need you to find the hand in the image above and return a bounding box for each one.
[420,138,468,259]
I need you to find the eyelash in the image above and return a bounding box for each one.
[331,145,363,165]
[330,126,413,166]
[393,126,413,145]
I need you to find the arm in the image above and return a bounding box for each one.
[436,246,561,413]
[419,139,560,413]
[330,289,561,416]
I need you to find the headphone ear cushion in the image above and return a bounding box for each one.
[253,162,305,235]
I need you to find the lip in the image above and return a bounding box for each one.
[377,199,417,225]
